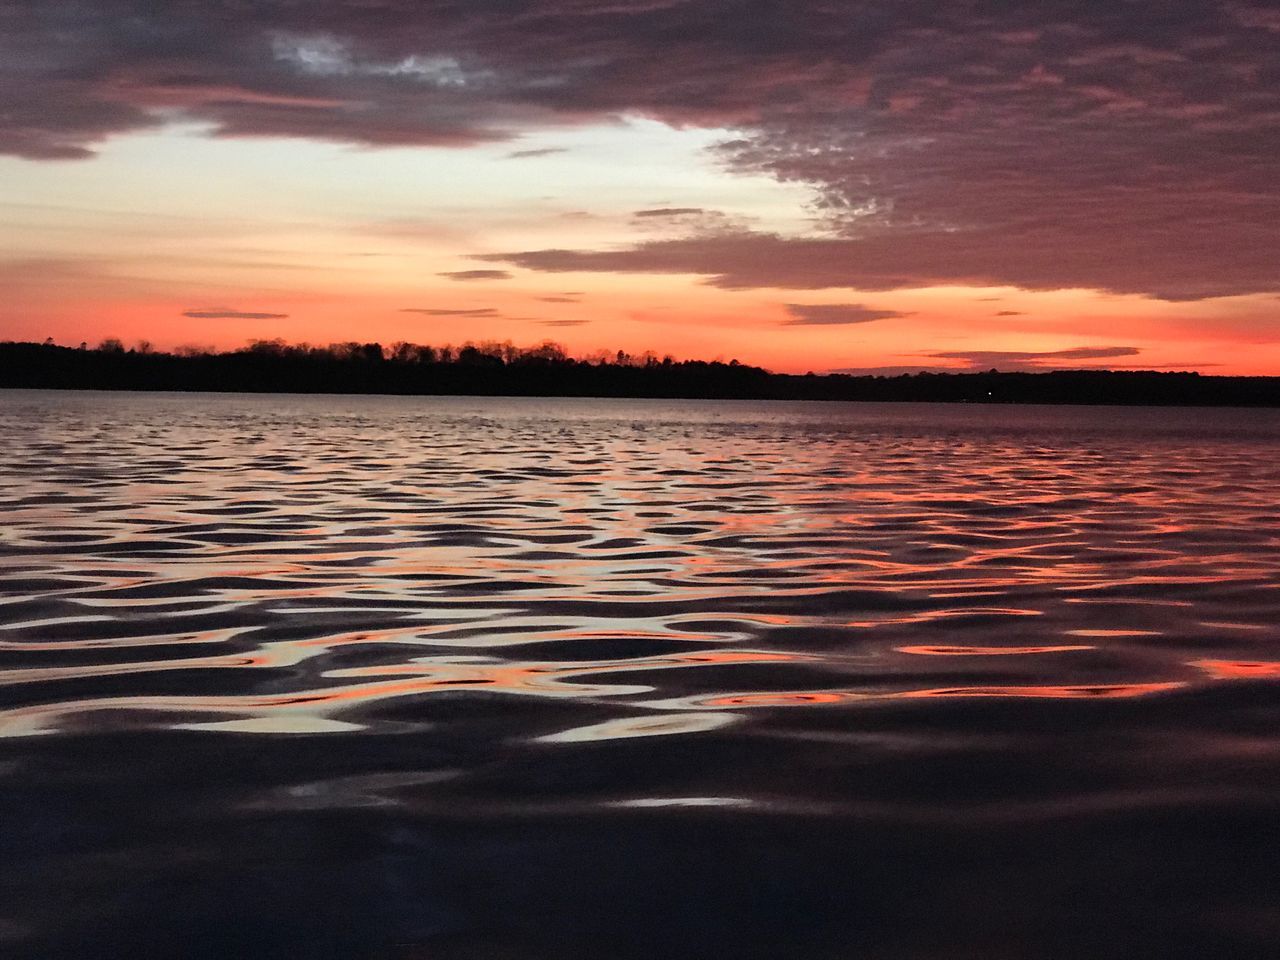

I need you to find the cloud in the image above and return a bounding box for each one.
[476,232,932,290]
[538,295,581,303]
[505,147,567,159]
[837,346,1145,374]
[995,310,1024,316]
[438,269,512,281]
[400,307,498,317]
[927,346,1142,370]
[4,0,1278,300]
[482,219,1277,301]
[181,307,288,320]
[783,303,913,325]
[932,346,1141,362]
[538,319,589,327]
[634,208,705,218]
[630,207,753,235]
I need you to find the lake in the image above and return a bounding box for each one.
[2,391,1279,958]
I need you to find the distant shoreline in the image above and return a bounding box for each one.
[3,340,1279,407]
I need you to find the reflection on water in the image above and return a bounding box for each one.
[2,392,1279,958]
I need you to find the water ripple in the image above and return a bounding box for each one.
[3,393,1280,958]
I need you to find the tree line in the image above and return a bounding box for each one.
[2,338,1278,406]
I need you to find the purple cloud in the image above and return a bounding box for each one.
[182,307,288,320]
[3,1,1277,300]
[634,208,706,218]
[783,303,913,325]
[505,147,568,159]
[928,346,1142,370]
[400,307,499,317]
[438,269,512,281]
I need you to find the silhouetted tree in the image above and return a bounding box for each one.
[1,338,1273,406]
[247,338,287,356]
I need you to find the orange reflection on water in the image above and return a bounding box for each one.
[704,692,849,707]
[846,607,1044,628]
[537,627,723,643]
[1192,659,1280,680]
[665,680,1185,710]
[894,682,1184,699]
[895,644,1095,656]
[1064,629,1163,637]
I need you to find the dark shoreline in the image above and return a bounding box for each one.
[3,340,1279,406]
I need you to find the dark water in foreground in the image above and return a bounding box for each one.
[2,391,1279,959]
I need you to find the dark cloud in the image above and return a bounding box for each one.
[438,269,512,281]
[400,307,498,317]
[783,303,913,325]
[505,147,567,159]
[486,212,1279,298]
[928,346,1142,370]
[181,307,288,319]
[538,319,589,326]
[634,208,706,218]
[995,310,1025,316]
[630,207,754,235]
[483,215,1276,300]
[5,1,1278,299]
[933,346,1141,362]
[478,232,935,290]
[538,295,581,303]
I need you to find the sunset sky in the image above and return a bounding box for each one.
[3,1,1278,374]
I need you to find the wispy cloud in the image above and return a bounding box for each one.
[182,307,288,320]
[783,303,913,326]
[634,208,705,218]
[928,346,1142,370]
[438,269,512,281]
[400,307,499,317]
[505,147,567,159]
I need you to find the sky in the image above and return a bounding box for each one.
[2,0,1279,374]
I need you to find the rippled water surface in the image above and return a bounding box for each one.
[3,391,1280,958]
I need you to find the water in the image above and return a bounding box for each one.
[2,391,1279,959]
